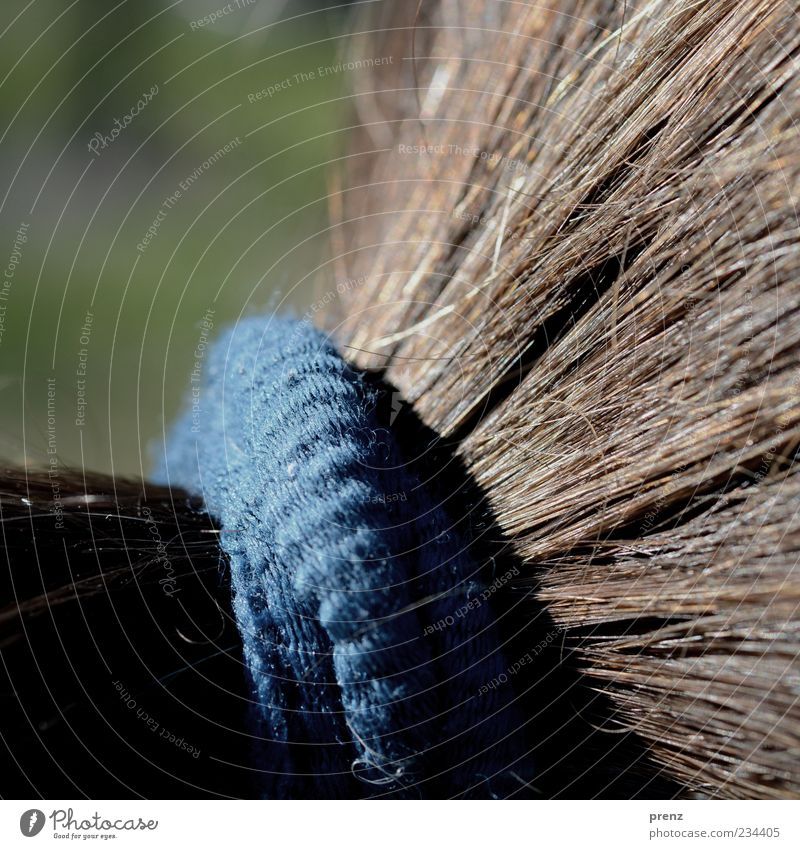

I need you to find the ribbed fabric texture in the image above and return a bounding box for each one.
[156,317,533,798]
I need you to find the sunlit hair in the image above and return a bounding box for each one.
[324,0,800,799]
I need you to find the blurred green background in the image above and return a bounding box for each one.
[0,0,354,475]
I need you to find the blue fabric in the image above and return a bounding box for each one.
[155,317,533,798]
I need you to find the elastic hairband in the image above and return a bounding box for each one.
[156,317,533,798]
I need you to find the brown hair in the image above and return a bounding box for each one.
[322,0,800,798]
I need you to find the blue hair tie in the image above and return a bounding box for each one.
[156,317,534,798]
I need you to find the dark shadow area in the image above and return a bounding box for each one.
[370,373,686,799]
[0,470,253,799]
